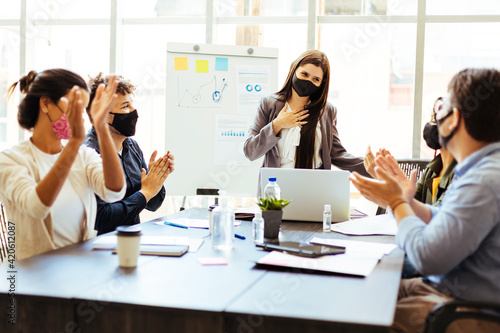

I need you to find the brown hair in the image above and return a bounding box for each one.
[7,69,88,130]
[276,50,331,169]
[447,68,500,142]
[87,73,136,120]
[431,96,443,123]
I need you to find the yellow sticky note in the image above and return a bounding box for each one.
[175,57,188,70]
[196,60,209,73]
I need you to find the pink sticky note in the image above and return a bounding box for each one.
[197,257,228,266]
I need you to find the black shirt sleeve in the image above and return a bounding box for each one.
[94,192,147,235]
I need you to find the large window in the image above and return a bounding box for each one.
[1,0,499,160]
[319,23,417,157]
[0,26,21,151]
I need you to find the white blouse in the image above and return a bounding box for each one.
[277,103,323,168]
[31,144,85,248]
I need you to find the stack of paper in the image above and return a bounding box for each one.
[93,235,204,252]
[257,251,379,277]
[310,237,397,260]
[330,214,398,236]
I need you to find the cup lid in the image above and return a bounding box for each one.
[116,225,142,236]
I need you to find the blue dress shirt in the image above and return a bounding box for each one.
[397,142,500,302]
[85,127,166,235]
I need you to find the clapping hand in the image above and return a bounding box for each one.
[364,146,393,179]
[148,150,175,176]
[140,150,175,202]
[61,86,86,142]
[364,146,376,178]
[352,152,418,207]
[90,76,118,133]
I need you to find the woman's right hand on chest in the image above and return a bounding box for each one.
[272,105,309,135]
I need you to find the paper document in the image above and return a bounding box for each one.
[155,218,241,229]
[349,208,368,219]
[330,214,398,236]
[351,196,380,217]
[310,237,397,259]
[257,251,379,277]
[214,115,251,166]
[93,235,204,252]
[236,65,271,114]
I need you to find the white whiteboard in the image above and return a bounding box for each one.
[165,42,278,196]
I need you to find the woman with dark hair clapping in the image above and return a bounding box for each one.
[0,69,125,260]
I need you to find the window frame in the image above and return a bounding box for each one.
[1,0,500,157]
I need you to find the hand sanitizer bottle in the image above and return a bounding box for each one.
[252,210,264,244]
[323,204,331,232]
[211,190,234,250]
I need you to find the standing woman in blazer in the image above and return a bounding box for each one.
[244,50,368,179]
[0,69,126,260]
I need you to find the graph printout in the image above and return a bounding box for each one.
[215,115,251,166]
[236,65,271,114]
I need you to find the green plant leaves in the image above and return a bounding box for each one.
[256,195,290,210]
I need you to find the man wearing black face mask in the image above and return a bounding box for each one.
[85,73,174,235]
[350,68,500,333]
[414,97,456,207]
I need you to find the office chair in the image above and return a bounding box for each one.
[397,158,430,179]
[425,300,500,333]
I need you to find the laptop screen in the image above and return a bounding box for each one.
[259,168,350,222]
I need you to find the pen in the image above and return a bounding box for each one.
[235,233,246,240]
[164,221,188,229]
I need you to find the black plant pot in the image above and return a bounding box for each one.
[262,210,283,239]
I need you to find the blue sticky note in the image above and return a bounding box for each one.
[215,57,228,71]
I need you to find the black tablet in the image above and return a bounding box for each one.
[256,241,345,258]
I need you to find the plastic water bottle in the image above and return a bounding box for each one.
[264,177,281,200]
[211,190,234,250]
[252,210,264,244]
[323,204,331,232]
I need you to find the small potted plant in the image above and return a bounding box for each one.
[257,196,290,239]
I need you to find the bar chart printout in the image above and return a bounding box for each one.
[215,115,251,166]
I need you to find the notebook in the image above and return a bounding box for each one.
[260,167,350,222]
[112,245,188,257]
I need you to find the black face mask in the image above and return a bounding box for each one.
[436,109,460,149]
[292,73,321,97]
[423,123,441,150]
[109,110,138,137]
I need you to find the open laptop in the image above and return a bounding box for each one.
[260,168,350,223]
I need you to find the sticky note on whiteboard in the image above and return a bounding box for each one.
[175,57,188,70]
[215,57,228,71]
[196,60,209,73]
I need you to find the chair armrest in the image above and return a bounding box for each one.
[425,300,500,333]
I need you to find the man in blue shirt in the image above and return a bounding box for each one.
[351,68,500,333]
[85,74,174,235]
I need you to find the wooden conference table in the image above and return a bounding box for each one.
[0,208,404,333]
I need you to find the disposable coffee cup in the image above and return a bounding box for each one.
[116,225,142,268]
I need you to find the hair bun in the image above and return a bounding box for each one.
[19,70,38,94]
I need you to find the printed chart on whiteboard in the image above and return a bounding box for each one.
[174,56,231,109]
[237,65,271,114]
[215,115,251,166]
